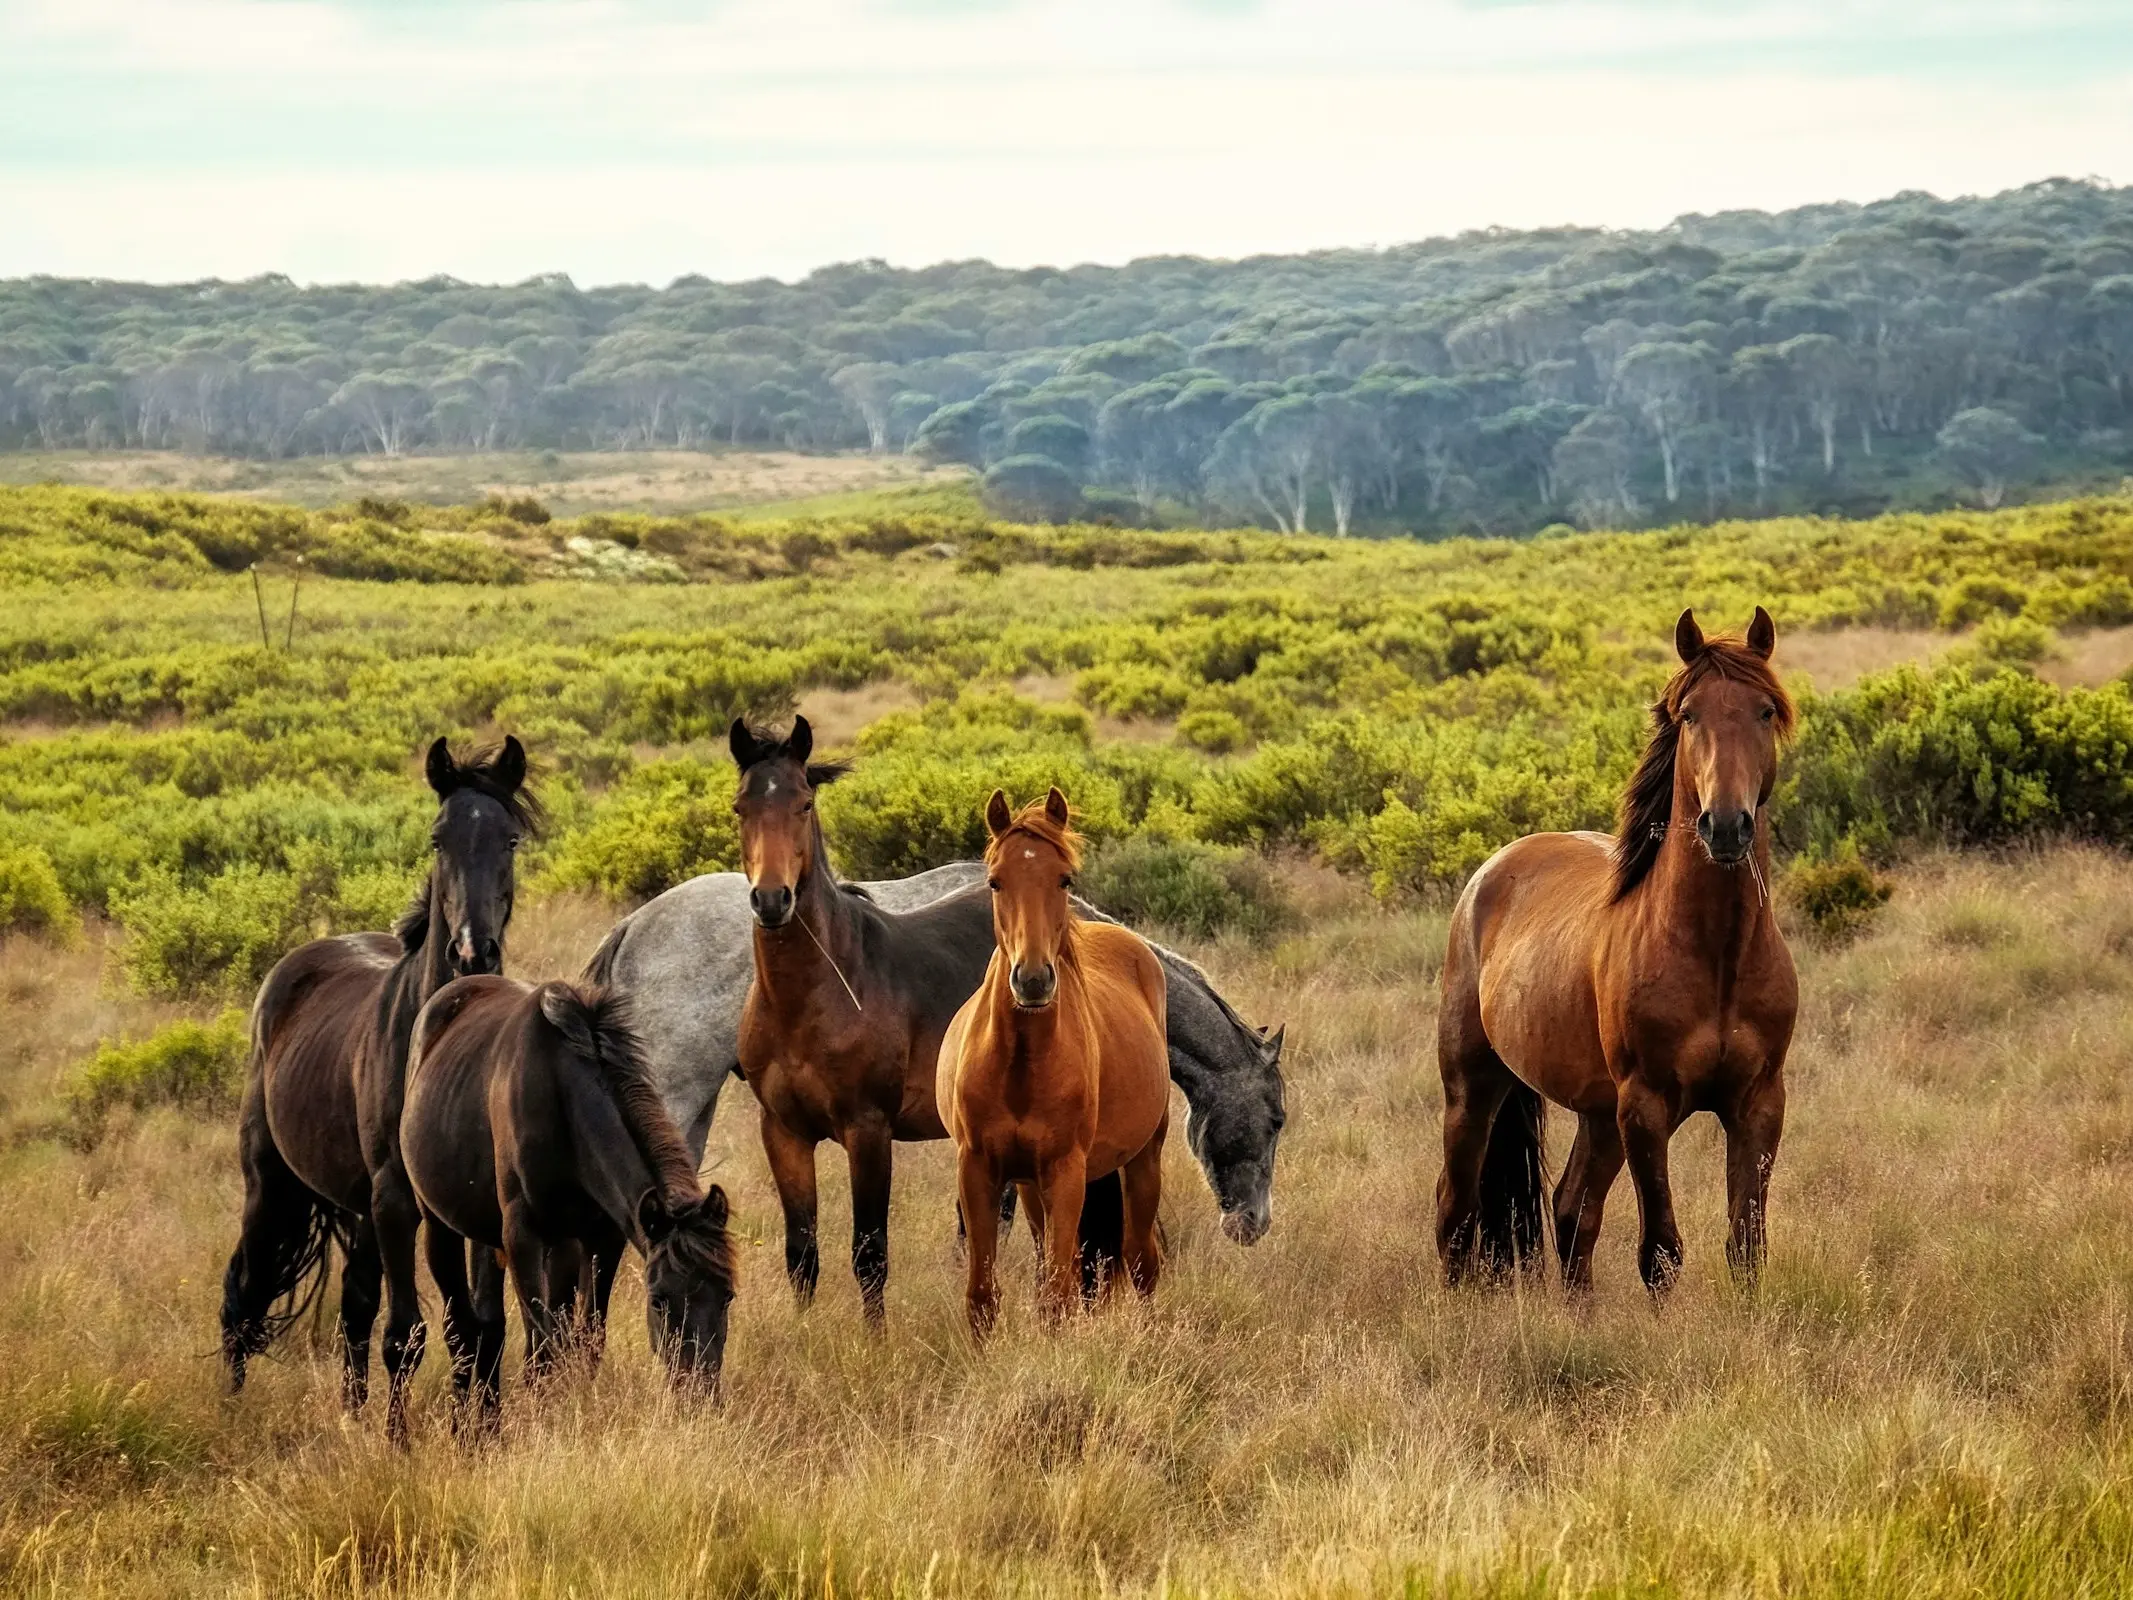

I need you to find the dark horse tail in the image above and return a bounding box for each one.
[581,916,628,989]
[220,1004,347,1388]
[1476,1079,1548,1275]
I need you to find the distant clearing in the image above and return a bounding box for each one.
[0,449,966,516]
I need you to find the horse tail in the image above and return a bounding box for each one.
[581,915,629,989]
[1476,1079,1549,1275]
[221,1000,346,1387]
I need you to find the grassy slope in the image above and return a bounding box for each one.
[5,853,2133,1595]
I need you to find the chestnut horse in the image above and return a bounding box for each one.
[940,789,1169,1336]
[402,978,736,1427]
[1436,608,1797,1294]
[220,737,537,1406]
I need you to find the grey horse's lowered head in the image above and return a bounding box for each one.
[1151,945,1286,1244]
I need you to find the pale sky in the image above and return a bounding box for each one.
[2,0,2129,286]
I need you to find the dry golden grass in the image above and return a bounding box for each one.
[0,450,960,516]
[6,851,2133,1595]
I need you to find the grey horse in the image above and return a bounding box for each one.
[585,862,1286,1244]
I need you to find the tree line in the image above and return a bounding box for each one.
[4,178,2132,532]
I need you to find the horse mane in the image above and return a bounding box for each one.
[987,799,1084,877]
[434,739,547,836]
[395,876,434,953]
[654,1195,739,1294]
[1612,635,1796,902]
[733,719,853,790]
[537,983,703,1215]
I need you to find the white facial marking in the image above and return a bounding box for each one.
[767,780,777,795]
[1023,848,1035,859]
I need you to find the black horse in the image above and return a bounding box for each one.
[219,736,538,1415]
[401,978,736,1427]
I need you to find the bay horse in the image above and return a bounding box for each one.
[939,789,1169,1336]
[1436,607,1797,1295]
[220,737,537,1407]
[401,978,736,1426]
[730,715,997,1325]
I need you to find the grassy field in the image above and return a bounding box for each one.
[6,852,2133,1595]
[7,484,2133,1593]
[0,449,964,516]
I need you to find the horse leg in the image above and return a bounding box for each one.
[502,1200,559,1386]
[957,1150,1004,1341]
[1035,1151,1090,1323]
[1556,1111,1626,1294]
[1616,1077,1685,1297]
[371,1163,427,1447]
[424,1214,480,1424]
[546,1238,587,1362]
[468,1245,507,1429]
[337,1214,384,1413]
[1434,1059,1513,1287]
[1722,1072,1786,1288]
[846,1122,894,1328]
[760,1112,820,1308]
[578,1224,625,1374]
[1119,1113,1167,1299]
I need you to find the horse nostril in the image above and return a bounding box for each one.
[1695,811,1715,842]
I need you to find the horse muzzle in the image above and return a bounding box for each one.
[1008,962,1058,1010]
[453,931,502,976]
[1695,807,1756,866]
[749,884,795,929]
[1220,1201,1271,1246]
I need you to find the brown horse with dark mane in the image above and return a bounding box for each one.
[401,979,736,1426]
[220,737,537,1409]
[939,789,1169,1337]
[1436,608,1798,1294]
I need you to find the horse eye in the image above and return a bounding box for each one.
[508,835,522,851]
[987,878,1001,892]
[428,837,440,853]
[1681,711,1698,727]
[1760,706,1776,723]
[1061,875,1074,889]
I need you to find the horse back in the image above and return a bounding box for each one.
[254,933,403,1211]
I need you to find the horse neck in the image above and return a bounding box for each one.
[751,821,863,1011]
[1640,768,1773,973]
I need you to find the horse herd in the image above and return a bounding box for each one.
[217,606,1797,1443]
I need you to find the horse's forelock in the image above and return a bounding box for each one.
[434,740,546,837]
[987,800,1084,876]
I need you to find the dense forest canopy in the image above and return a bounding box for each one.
[6,178,2133,534]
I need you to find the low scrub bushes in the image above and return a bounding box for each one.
[1777,664,2133,861]
[0,842,78,943]
[1079,835,1292,941]
[534,761,740,901]
[67,1008,249,1139]
[1782,847,1896,945]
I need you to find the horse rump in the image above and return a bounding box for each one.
[1476,1079,1549,1276]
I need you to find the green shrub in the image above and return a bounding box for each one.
[67,1008,249,1138]
[0,842,79,943]
[1778,664,2133,861]
[1079,835,1292,941]
[533,761,739,901]
[1782,847,1895,945]
[824,754,1128,880]
[1177,708,1249,753]
[1938,574,2030,629]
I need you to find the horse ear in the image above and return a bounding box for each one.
[985,789,1012,837]
[728,718,761,771]
[495,735,527,794]
[1261,1023,1286,1058]
[425,737,456,798]
[1045,786,1070,827]
[638,1190,674,1245]
[787,715,813,767]
[701,1183,730,1228]
[1674,609,1705,664]
[1746,605,1776,660]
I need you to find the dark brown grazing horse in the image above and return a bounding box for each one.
[940,790,1169,1337]
[731,716,999,1325]
[402,979,736,1425]
[1436,608,1798,1295]
[220,737,537,1407]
